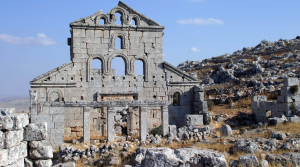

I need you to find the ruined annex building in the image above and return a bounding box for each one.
[29,1,206,147]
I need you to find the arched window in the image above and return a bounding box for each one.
[112,56,125,75]
[100,18,105,25]
[132,18,136,25]
[173,92,180,106]
[135,60,144,76]
[116,36,122,49]
[91,59,102,75]
[115,12,122,25]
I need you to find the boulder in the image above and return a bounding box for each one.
[23,123,47,141]
[139,147,227,167]
[238,154,259,167]
[221,124,232,137]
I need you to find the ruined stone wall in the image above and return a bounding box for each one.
[0,108,52,167]
[252,78,300,122]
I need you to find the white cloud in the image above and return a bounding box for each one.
[0,33,57,45]
[186,47,201,52]
[177,18,224,25]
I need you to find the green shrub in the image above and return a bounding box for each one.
[216,56,224,59]
[287,43,292,47]
[204,116,211,125]
[291,103,298,115]
[150,126,162,136]
[290,85,298,95]
[207,99,214,111]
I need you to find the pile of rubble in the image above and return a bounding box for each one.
[0,108,52,167]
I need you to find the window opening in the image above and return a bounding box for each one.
[112,56,125,76]
[132,18,136,25]
[115,12,122,25]
[116,36,122,49]
[100,18,105,25]
[173,92,180,106]
[135,59,144,76]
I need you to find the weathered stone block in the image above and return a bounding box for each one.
[23,122,47,141]
[30,146,53,159]
[73,29,85,37]
[0,149,8,166]
[185,114,203,128]
[0,115,13,130]
[4,129,23,148]
[34,159,52,167]
[29,141,43,149]
[6,157,24,167]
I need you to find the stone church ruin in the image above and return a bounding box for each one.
[29,1,206,148]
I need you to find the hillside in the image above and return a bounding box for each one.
[178,36,300,104]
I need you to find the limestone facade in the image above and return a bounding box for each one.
[29,1,206,148]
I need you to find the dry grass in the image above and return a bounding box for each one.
[212,104,251,117]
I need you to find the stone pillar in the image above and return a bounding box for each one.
[107,107,115,142]
[83,107,90,143]
[161,105,169,137]
[139,106,147,141]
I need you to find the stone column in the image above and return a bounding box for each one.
[107,107,115,142]
[161,105,169,137]
[83,107,90,143]
[139,106,147,141]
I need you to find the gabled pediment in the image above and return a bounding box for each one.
[70,1,162,27]
[30,62,73,83]
[163,61,199,82]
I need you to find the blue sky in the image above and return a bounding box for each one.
[0,0,299,96]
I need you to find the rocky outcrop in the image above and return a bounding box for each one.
[135,147,227,167]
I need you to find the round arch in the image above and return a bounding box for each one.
[96,15,111,25]
[107,53,130,75]
[47,89,63,102]
[109,32,127,49]
[128,14,141,26]
[109,7,128,25]
[168,88,184,105]
[130,56,148,81]
[87,54,106,81]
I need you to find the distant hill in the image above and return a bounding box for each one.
[0,98,29,112]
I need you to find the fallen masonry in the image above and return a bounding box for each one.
[0,108,53,167]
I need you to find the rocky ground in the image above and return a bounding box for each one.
[53,116,300,167]
[178,36,300,105]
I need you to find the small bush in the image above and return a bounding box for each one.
[290,85,298,95]
[261,39,267,44]
[207,99,214,111]
[150,126,162,136]
[204,116,211,125]
[291,103,298,115]
[287,43,292,47]
[216,55,224,59]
